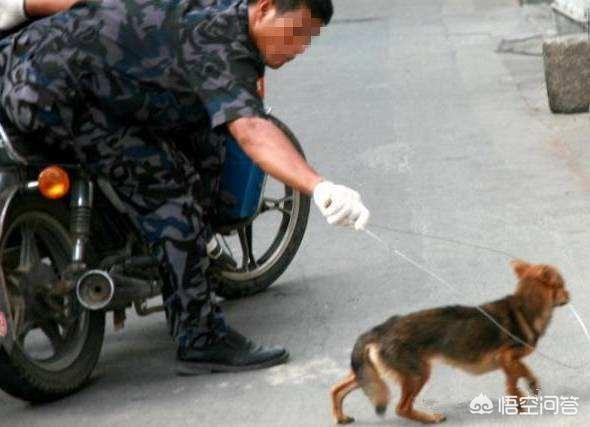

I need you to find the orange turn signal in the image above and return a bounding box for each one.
[38,166,70,199]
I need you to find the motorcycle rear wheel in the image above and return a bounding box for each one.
[0,195,105,403]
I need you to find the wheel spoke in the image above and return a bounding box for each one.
[44,297,71,328]
[214,235,239,271]
[261,195,293,217]
[7,273,20,288]
[17,226,41,272]
[237,225,257,270]
[220,235,235,261]
[275,206,292,217]
[39,321,65,353]
[277,195,293,204]
[11,293,25,335]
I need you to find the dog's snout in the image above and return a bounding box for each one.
[558,289,570,306]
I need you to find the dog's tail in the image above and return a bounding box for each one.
[351,316,400,416]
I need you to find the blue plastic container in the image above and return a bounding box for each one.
[219,134,265,219]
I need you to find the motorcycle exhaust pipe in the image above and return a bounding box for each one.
[75,268,161,311]
[75,270,115,310]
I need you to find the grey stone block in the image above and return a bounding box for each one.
[543,34,590,113]
[553,10,587,35]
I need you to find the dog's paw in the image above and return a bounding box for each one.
[528,380,540,396]
[337,416,355,424]
[375,404,387,416]
[431,413,447,423]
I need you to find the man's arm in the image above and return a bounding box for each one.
[228,116,370,230]
[1,0,79,31]
[26,0,80,17]
[227,116,324,195]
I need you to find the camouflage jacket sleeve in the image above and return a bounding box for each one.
[185,0,266,129]
[191,54,265,129]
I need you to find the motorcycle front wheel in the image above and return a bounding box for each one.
[0,195,105,403]
[213,116,311,300]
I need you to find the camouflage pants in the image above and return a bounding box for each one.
[88,125,229,348]
[0,103,228,348]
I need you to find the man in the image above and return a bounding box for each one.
[0,0,369,374]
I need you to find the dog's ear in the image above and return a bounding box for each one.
[510,259,531,279]
[537,266,553,285]
[538,265,563,287]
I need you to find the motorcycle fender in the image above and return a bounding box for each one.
[0,168,23,352]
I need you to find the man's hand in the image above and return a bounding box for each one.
[313,181,369,230]
[0,0,26,31]
[227,117,370,230]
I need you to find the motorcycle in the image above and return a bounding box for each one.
[0,83,310,402]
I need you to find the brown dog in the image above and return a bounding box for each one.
[330,260,570,424]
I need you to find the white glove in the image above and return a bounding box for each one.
[0,0,27,32]
[312,181,370,231]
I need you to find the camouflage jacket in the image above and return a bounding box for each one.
[0,0,265,136]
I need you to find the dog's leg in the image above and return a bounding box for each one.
[331,370,359,424]
[514,360,540,396]
[363,344,392,416]
[394,365,446,424]
[499,350,526,411]
[507,347,540,396]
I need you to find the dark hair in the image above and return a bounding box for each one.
[248,0,334,25]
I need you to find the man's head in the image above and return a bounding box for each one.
[248,0,332,69]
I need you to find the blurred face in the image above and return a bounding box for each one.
[249,0,323,69]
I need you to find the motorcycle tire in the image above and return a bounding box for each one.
[0,194,105,403]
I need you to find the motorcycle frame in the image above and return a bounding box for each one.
[0,128,271,353]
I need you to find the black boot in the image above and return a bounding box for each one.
[176,328,288,375]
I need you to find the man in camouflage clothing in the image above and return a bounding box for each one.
[0,0,370,373]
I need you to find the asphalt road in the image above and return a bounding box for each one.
[2,0,590,426]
